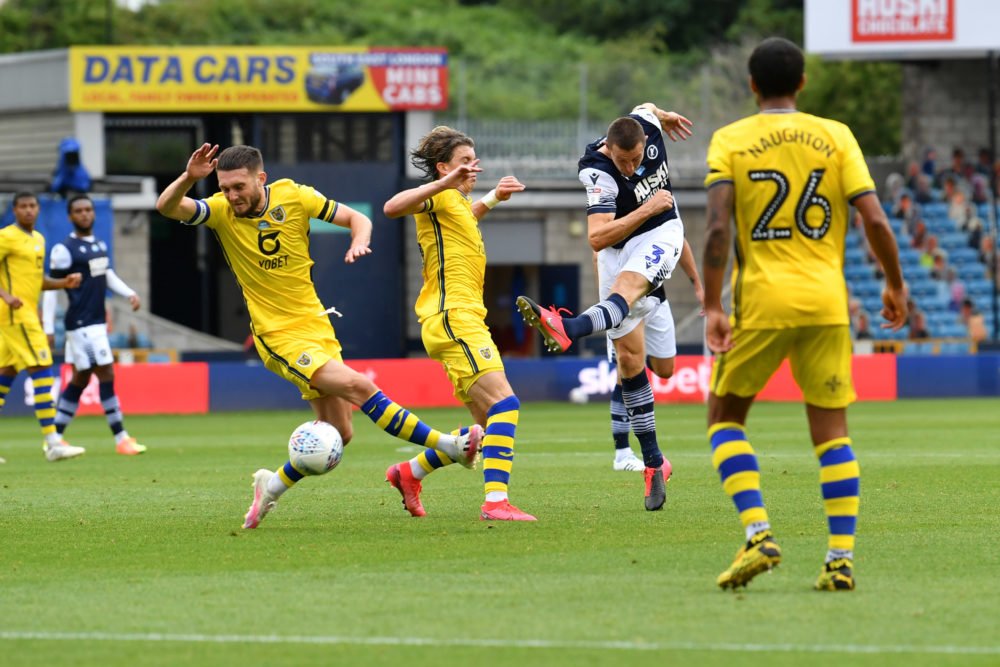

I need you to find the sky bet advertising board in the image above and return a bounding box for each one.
[69,46,448,112]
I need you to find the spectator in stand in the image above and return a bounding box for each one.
[949,276,966,312]
[891,192,919,231]
[908,310,930,340]
[975,147,993,178]
[884,172,905,210]
[965,211,983,251]
[960,298,987,343]
[970,174,990,206]
[947,188,970,229]
[913,173,935,204]
[936,148,970,191]
[905,160,921,192]
[980,235,997,282]
[49,138,92,199]
[910,220,928,250]
[919,236,940,269]
[930,248,949,281]
[921,147,937,179]
[854,311,873,340]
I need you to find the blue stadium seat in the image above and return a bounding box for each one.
[887,218,904,235]
[919,294,950,312]
[922,202,948,218]
[927,218,957,235]
[940,342,971,354]
[845,264,873,281]
[902,264,930,281]
[896,233,912,247]
[862,296,885,313]
[108,332,128,348]
[852,279,883,298]
[845,233,862,249]
[974,294,996,312]
[844,248,866,266]
[898,248,922,266]
[957,263,985,281]
[939,323,968,338]
[950,248,980,265]
[966,279,994,297]
[910,280,939,298]
[903,342,931,355]
[938,232,969,251]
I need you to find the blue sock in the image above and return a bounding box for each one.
[610,383,630,450]
[99,381,125,438]
[55,382,85,435]
[621,370,662,468]
[562,293,629,339]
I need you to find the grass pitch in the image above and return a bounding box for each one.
[1,398,998,666]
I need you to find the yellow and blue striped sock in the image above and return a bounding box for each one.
[709,422,770,540]
[815,437,860,561]
[0,373,13,412]
[268,460,306,498]
[361,391,444,448]
[409,426,469,481]
[30,369,58,442]
[483,395,519,502]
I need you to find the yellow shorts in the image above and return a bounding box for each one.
[0,322,53,371]
[253,317,343,401]
[421,308,505,403]
[710,325,856,408]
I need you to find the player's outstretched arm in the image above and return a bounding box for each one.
[472,175,525,220]
[637,103,693,142]
[383,159,483,219]
[855,193,907,330]
[331,204,373,264]
[156,143,218,221]
[702,182,734,353]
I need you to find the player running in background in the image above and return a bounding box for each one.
[519,103,695,509]
[702,38,906,591]
[156,144,482,529]
[382,126,535,521]
[0,191,84,462]
[41,195,146,455]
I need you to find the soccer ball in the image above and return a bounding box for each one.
[288,420,343,475]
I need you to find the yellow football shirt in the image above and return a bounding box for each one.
[0,224,46,326]
[185,178,339,334]
[413,188,487,322]
[705,111,875,329]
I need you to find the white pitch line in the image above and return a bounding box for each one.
[0,631,997,655]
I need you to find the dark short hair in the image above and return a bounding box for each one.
[749,37,804,99]
[67,193,93,214]
[13,191,37,206]
[410,126,474,180]
[606,117,645,151]
[217,145,263,173]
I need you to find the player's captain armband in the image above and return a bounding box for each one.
[183,199,210,226]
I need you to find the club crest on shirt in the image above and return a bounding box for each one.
[269,206,286,223]
[478,347,493,360]
[296,353,312,367]
[646,144,659,160]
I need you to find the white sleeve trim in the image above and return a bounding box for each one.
[41,290,57,335]
[49,244,72,271]
[105,268,136,298]
[579,167,619,212]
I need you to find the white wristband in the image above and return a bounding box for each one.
[482,189,501,209]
